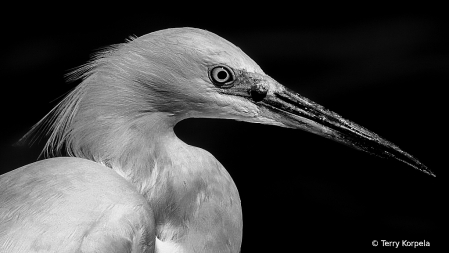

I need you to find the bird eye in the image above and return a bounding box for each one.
[209,65,235,87]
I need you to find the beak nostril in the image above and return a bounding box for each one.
[250,84,268,102]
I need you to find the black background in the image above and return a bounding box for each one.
[0,6,445,251]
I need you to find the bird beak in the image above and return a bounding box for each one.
[223,71,434,176]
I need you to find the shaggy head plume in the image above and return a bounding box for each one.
[21,27,262,161]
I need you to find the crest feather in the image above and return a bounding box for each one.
[20,44,124,158]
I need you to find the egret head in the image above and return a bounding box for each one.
[27,27,433,176]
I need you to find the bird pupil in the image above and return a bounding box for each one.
[217,70,228,80]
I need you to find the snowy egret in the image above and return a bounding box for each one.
[0,27,434,253]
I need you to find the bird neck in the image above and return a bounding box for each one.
[104,112,211,197]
